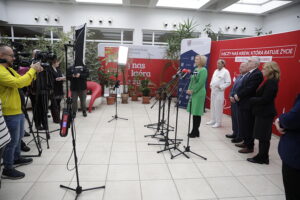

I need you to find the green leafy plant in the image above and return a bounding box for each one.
[140,79,151,97]
[203,24,223,41]
[166,18,199,61]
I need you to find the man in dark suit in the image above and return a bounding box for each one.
[234,57,263,153]
[226,62,249,143]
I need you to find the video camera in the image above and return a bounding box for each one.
[11,42,57,70]
[33,46,57,69]
[11,42,31,70]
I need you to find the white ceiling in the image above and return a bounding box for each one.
[4,0,300,15]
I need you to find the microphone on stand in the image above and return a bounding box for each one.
[180,69,191,79]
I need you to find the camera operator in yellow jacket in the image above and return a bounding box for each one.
[0,45,43,116]
[0,44,43,180]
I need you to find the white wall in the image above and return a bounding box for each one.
[263,3,300,34]
[0,0,7,22]
[3,1,264,44]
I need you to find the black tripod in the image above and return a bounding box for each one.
[27,67,59,149]
[172,92,207,160]
[108,64,128,123]
[60,43,105,199]
[21,91,42,157]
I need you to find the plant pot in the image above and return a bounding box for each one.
[121,93,129,104]
[142,96,151,104]
[131,94,139,101]
[106,96,115,105]
[110,93,117,98]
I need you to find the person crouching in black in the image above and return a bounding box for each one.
[49,58,65,123]
[67,65,89,117]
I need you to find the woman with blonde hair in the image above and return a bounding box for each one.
[247,61,280,164]
[186,55,208,138]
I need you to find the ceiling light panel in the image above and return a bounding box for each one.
[238,0,269,5]
[223,0,292,14]
[76,0,122,4]
[156,0,210,9]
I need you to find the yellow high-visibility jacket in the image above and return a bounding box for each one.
[0,64,36,116]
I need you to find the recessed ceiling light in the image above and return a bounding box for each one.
[223,0,291,14]
[75,0,122,4]
[156,0,210,9]
[238,0,269,5]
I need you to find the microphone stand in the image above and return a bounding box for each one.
[108,63,128,123]
[60,43,105,199]
[171,74,207,160]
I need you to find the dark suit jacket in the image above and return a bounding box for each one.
[236,68,263,110]
[230,75,243,97]
[250,79,279,117]
[49,67,64,97]
[278,94,300,169]
[67,65,89,91]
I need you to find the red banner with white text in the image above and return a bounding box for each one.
[208,30,300,135]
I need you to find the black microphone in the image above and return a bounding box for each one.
[0,59,7,63]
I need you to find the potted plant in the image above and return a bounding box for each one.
[166,18,199,69]
[120,65,129,104]
[129,74,142,101]
[140,79,151,104]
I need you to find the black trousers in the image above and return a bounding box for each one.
[191,115,201,136]
[239,109,255,149]
[282,162,300,200]
[258,140,270,160]
[230,102,240,138]
[50,98,62,123]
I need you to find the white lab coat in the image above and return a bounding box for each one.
[209,67,231,124]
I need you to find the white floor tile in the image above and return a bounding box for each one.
[196,162,233,177]
[175,178,216,200]
[74,164,108,181]
[137,151,165,164]
[207,177,251,198]
[224,161,261,176]
[110,152,138,164]
[0,182,34,200]
[237,176,283,196]
[168,163,202,179]
[38,165,75,182]
[23,182,68,200]
[107,164,139,181]
[139,163,172,180]
[80,151,110,164]
[104,181,141,200]
[141,180,180,200]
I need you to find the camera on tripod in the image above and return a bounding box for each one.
[11,42,31,70]
[33,47,56,69]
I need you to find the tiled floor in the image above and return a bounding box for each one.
[0,99,285,200]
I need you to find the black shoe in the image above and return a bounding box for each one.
[83,111,87,117]
[231,138,243,143]
[24,131,30,137]
[188,134,197,138]
[235,143,247,148]
[14,157,33,167]
[238,148,254,154]
[226,134,236,139]
[21,140,30,152]
[1,168,25,180]
[247,157,269,165]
